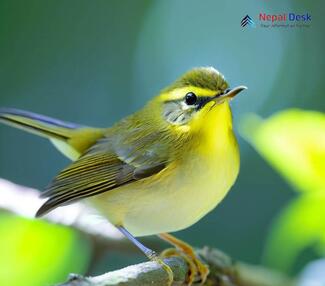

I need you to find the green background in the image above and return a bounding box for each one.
[0,0,324,283]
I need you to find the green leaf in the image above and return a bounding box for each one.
[0,212,92,286]
[263,192,325,271]
[240,109,325,193]
[240,109,325,271]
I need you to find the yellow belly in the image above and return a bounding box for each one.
[89,133,239,237]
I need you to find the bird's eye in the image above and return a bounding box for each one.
[185,92,197,105]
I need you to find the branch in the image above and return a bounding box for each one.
[0,178,295,286]
[59,257,188,286]
[58,248,294,286]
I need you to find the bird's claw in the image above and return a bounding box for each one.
[160,248,209,285]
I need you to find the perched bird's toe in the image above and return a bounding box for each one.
[160,248,209,285]
[159,233,210,285]
[150,254,174,286]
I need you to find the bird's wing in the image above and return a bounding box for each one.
[36,132,169,217]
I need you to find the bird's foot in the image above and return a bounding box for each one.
[160,247,209,285]
[117,226,173,285]
[147,249,174,286]
[159,233,209,285]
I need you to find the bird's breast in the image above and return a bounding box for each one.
[89,129,239,237]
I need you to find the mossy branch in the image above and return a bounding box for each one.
[57,248,294,286]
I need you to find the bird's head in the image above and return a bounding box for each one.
[153,67,246,135]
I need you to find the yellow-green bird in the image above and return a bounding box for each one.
[0,67,246,285]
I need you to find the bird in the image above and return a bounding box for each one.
[0,67,246,285]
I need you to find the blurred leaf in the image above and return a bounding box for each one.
[240,109,325,271]
[240,109,325,193]
[263,192,325,271]
[0,212,91,286]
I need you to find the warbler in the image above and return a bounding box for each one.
[0,67,246,285]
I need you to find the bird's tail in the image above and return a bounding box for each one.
[0,108,104,160]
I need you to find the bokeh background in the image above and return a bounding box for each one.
[0,1,324,285]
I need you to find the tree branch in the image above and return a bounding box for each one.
[0,178,295,286]
[57,248,294,286]
[59,257,188,286]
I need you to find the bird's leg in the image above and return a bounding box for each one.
[159,233,209,286]
[117,226,173,285]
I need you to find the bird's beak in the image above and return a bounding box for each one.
[219,86,247,100]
